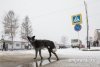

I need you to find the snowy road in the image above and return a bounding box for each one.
[0,48,100,67]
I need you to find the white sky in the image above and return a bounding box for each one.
[0,0,100,45]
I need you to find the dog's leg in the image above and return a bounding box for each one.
[39,59,43,66]
[35,60,38,67]
[39,49,43,60]
[34,49,38,59]
[51,49,59,61]
[47,48,52,62]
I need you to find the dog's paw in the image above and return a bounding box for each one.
[48,58,51,62]
[34,58,36,59]
[41,57,43,60]
[57,58,59,61]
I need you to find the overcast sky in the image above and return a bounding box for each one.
[0,0,100,45]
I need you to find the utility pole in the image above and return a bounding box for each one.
[84,1,90,49]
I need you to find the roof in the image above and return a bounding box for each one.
[0,40,28,43]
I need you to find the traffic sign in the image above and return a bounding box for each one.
[74,24,82,31]
[72,14,82,25]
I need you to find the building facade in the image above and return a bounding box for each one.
[0,40,29,50]
[93,29,100,46]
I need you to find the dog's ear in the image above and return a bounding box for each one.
[27,36,30,40]
[32,36,35,40]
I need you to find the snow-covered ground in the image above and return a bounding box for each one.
[0,48,100,61]
[0,48,100,67]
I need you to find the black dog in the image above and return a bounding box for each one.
[27,36,59,61]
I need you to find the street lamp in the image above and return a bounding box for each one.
[84,0,90,49]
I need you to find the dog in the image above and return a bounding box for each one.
[27,36,59,61]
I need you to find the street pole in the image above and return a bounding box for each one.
[78,31,80,49]
[84,1,90,49]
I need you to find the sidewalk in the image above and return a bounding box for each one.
[81,47,100,51]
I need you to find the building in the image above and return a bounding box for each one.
[93,29,100,46]
[0,40,29,50]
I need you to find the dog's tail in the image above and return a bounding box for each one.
[52,41,57,52]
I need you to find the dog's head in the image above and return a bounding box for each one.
[27,36,35,43]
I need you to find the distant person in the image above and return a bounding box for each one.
[2,42,6,51]
[96,40,99,47]
[88,41,90,49]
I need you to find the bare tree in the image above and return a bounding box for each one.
[2,10,18,50]
[21,16,33,41]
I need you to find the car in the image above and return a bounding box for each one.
[71,39,82,48]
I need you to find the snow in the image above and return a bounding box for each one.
[0,48,100,61]
[57,48,100,59]
[0,48,100,67]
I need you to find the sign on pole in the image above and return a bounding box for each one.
[72,14,82,25]
[74,24,82,32]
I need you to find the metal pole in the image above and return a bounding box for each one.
[84,1,90,49]
[78,31,80,49]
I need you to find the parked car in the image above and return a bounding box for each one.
[71,39,82,48]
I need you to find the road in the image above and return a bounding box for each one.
[0,59,99,67]
[0,48,100,67]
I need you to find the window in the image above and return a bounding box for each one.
[16,44,20,46]
[71,39,78,43]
